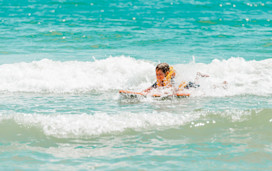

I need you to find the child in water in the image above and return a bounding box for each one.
[144,63,208,93]
[144,63,175,92]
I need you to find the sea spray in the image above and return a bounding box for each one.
[0,56,154,93]
[1,56,270,96]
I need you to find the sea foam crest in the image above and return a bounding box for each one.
[0,56,154,92]
[0,109,267,138]
[0,112,197,138]
[0,56,271,96]
[174,57,272,96]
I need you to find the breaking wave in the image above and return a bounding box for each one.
[0,56,271,96]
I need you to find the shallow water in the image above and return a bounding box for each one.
[0,0,272,170]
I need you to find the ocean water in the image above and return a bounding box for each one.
[0,0,272,170]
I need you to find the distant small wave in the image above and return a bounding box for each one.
[0,109,270,139]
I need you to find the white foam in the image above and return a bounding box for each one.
[0,112,198,138]
[0,56,271,96]
[174,57,272,96]
[0,109,259,138]
[0,56,154,93]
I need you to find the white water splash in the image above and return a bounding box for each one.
[0,56,271,96]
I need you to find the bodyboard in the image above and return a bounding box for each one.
[119,90,190,98]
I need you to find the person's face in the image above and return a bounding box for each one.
[156,69,166,82]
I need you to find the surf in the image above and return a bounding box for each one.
[0,56,270,97]
[0,108,270,139]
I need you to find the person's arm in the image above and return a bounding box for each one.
[143,82,157,92]
[170,78,178,93]
[178,81,187,91]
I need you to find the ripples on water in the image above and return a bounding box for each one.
[0,0,271,63]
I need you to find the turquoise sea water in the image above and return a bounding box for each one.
[0,0,272,170]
